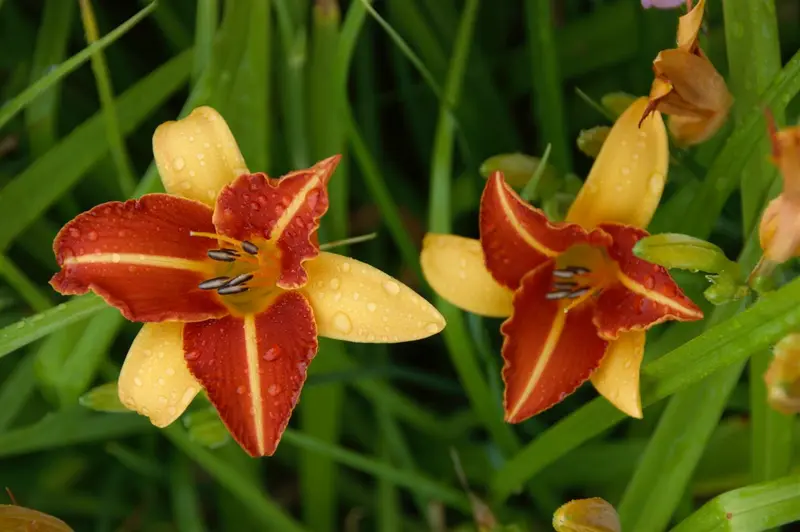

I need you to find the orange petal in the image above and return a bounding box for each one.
[759,197,800,263]
[567,98,669,229]
[183,292,317,457]
[50,195,226,322]
[214,156,340,290]
[594,223,703,340]
[654,50,732,116]
[676,0,705,52]
[153,106,249,207]
[769,123,800,201]
[590,331,646,418]
[501,262,608,423]
[0,505,74,532]
[480,172,602,289]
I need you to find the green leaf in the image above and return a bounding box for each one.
[0,1,157,130]
[78,382,129,414]
[0,49,192,252]
[0,295,106,361]
[671,475,800,532]
[183,408,229,450]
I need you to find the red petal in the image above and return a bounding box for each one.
[183,291,318,457]
[214,156,340,289]
[480,172,609,289]
[594,223,704,339]
[501,262,608,423]
[50,194,227,322]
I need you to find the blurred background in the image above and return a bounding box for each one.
[1,0,800,530]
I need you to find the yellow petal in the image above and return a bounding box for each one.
[301,251,446,342]
[152,106,249,207]
[420,234,513,318]
[676,0,705,52]
[590,331,645,418]
[566,97,668,229]
[553,497,621,532]
[118,322,200,427]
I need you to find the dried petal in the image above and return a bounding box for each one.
[553,498,621,532]
[759,123,800,264]
[765,333,800,415]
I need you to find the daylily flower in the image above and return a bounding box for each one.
[757,115,800,276]
[421,98,703,420]
[553,498,620,532]
[50,106,445,457]
[641,0,732,146]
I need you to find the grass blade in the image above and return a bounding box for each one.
[78,0,137,196]
[0,255,53,312]
[0,1,157,130]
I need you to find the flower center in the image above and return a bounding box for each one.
[192,231,282,315]
[547,245,615,309]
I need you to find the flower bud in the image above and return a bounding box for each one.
[479,153,558,193]
[553,498,621,532]
[577,127,610,159]
[632,233,734,274]
[601,92,637,118]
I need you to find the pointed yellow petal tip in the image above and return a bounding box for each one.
[566,97,668,230]
[591,331,646,418]
[420,233,514,318]
[152,106,249,207]
[677,0,705,51]
[301,252,445,343]
[553,498,621,532]
[118,322,200,427]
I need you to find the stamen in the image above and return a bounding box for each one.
[553,281,578,290]
[566,266,590,275]
[566,287,590,299]
[198,276,231,290]
[218,285,250,295]
[241,240,259,255]
[545,290,571,300]
[553,270,576,279]
[224,273,254,287]
[219,247,240,257]
[207,250,237,262]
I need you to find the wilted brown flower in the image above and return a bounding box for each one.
[641,0,732,146]
[553,498,621,532]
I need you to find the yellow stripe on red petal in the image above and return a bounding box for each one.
[481,172,596,289]
[501,262,608,423]
[302,251,445,342]
[153,106,249,207]
[590,331,645,419]
[118,322,201,427]
[593,223,703,340]
[567,97,668,230]
[214,156,340,290]
[183,292,318,457]
[50,195,227,322]
[420,234,513,318]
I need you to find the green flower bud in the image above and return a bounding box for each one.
[601,92,638,118]
[632,233,735,274]
[577,126,610,159]
[479,153,557,191]
[79,382,129,413]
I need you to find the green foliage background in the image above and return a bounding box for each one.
[1,0,800,530]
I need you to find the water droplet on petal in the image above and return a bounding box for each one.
[134,377,143,387]
[425,323,440,334]
[367,303,377,312]
[329,278,340,290]
[341,262,351,273]
[236,385,246,395]
[383,281,400,295]
[111,253,121,263]
[644,276,655,289]
[267,384,281,396]
[69,227,81,238]
[165,367,176,376]
[333,312,352,333]
[263,346,281,361]
[88,231,98,241]
[173,157,185,171]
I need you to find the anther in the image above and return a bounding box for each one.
[545,290,571,300]
[218,285,250,295]
[566,266,590,275]
[553,281,577,290]
[208,250,237,262]
[566,287,590,299]
[198,276,231,290]
[241,241,259,255]
[224,273,254,287]
[219,247,240,257]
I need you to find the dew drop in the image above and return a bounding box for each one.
[196,153,205,160]
[425,323,440,334]
[367,334,376,341]
[165,367,176,376]
[250,202,260,211]
[352,292,360,301]
[88,231,98,241]
[267,384,281,396]
[69,227,81,238]
[624,359,632,369]
[167,406,177,416]
[329,278,341,290]
[367,303,377,312]
[181,181,191,190]
[236,385,246,395]
[643,276,655,289]
[263,346,281,361]
[621,167,631,176]
[173,157,185,171]
[383,280,400,295]
[157,378,165,386]
[111,253,121,263]
[158,395,167,405]
[134,377,143,387]
[185,351,199,361]
[333,312,352,333]
[341,262,351,273]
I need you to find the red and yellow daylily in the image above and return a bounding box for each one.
[421,98,703,420]
[50,107,445,457]
[641,0,732,146]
